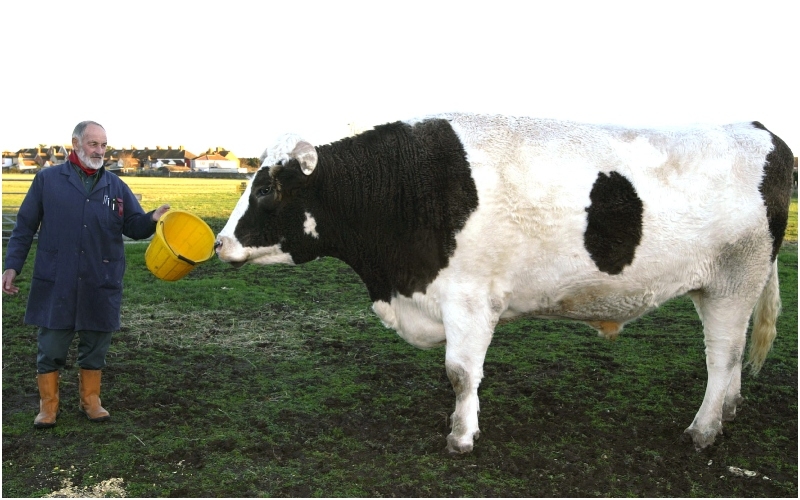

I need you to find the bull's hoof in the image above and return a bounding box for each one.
[446,437,473,454]
[446,431,479,454]
[684,424,721,451]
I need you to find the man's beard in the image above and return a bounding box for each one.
[77,148,104,170]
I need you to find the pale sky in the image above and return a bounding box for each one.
[2,0,798,158]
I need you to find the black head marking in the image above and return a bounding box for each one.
[583,171,644,275]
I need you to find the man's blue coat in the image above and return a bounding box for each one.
[4,162,157,331]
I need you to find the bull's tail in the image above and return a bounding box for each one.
[746,259,781,375]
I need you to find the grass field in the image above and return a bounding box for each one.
[1,175,797,497]
[788,197,798,241]
[2,175,244,218]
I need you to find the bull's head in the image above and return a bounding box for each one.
[215,134,319,267]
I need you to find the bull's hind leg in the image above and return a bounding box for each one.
[442,301,496,454]
[686,293,751,449]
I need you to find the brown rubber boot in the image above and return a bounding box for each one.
[78,369,110,422]
[34,371,60,429]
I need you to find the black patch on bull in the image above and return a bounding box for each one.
[235,119,478,303]
[751,121,794,261]
[583,171,643,275]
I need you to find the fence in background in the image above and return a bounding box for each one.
[2,179,30,241]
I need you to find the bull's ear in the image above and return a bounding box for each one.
[291,141,318,175]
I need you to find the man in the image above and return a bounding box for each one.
[2,121,170,428]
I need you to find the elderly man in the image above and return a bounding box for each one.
[2,120,170,428]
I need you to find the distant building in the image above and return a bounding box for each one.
[106,145,197,172]
[1,147,59,171]
[193,153,240,173]
[18,156,39,172]
[0,152,12,169]
[193,147,243,173]
[2,143,249,173]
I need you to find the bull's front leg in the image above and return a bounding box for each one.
[445,358,483,453]
[442,301,496,454]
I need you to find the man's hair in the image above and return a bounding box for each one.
[72,121,105,142]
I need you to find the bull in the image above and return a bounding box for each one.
[215,113,793,453]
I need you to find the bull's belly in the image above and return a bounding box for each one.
[504,284,663,322]
[502,279,687,339]
[372,276,688,348]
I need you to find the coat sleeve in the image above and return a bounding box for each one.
[3,172,44,274]
[119,182,157,240]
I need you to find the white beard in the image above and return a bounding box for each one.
[77,149,104,170]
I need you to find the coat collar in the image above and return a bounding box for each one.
[61,161,109,195]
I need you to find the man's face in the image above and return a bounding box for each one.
[73,124,107,170]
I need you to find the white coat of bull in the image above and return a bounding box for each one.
[216,113,792,454]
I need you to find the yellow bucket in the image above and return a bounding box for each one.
[145,210,215,281]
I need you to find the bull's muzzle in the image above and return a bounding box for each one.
[214,237,246,268]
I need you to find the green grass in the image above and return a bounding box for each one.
[2,175,243,218]
[788,197,798,242]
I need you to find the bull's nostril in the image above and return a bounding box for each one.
[214,239,223,250]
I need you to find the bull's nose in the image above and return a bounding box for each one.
[214,235,247,267]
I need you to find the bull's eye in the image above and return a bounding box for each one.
[256,185,273,197]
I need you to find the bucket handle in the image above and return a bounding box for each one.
[177,254,198,266]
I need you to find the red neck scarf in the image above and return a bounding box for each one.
[69,150,99,176]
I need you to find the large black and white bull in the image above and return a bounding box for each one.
[215,113,793,453]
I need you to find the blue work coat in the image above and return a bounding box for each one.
[4,162,157,331]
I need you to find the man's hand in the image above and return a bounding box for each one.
[2,269,19,295]
[152,204,171,222]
